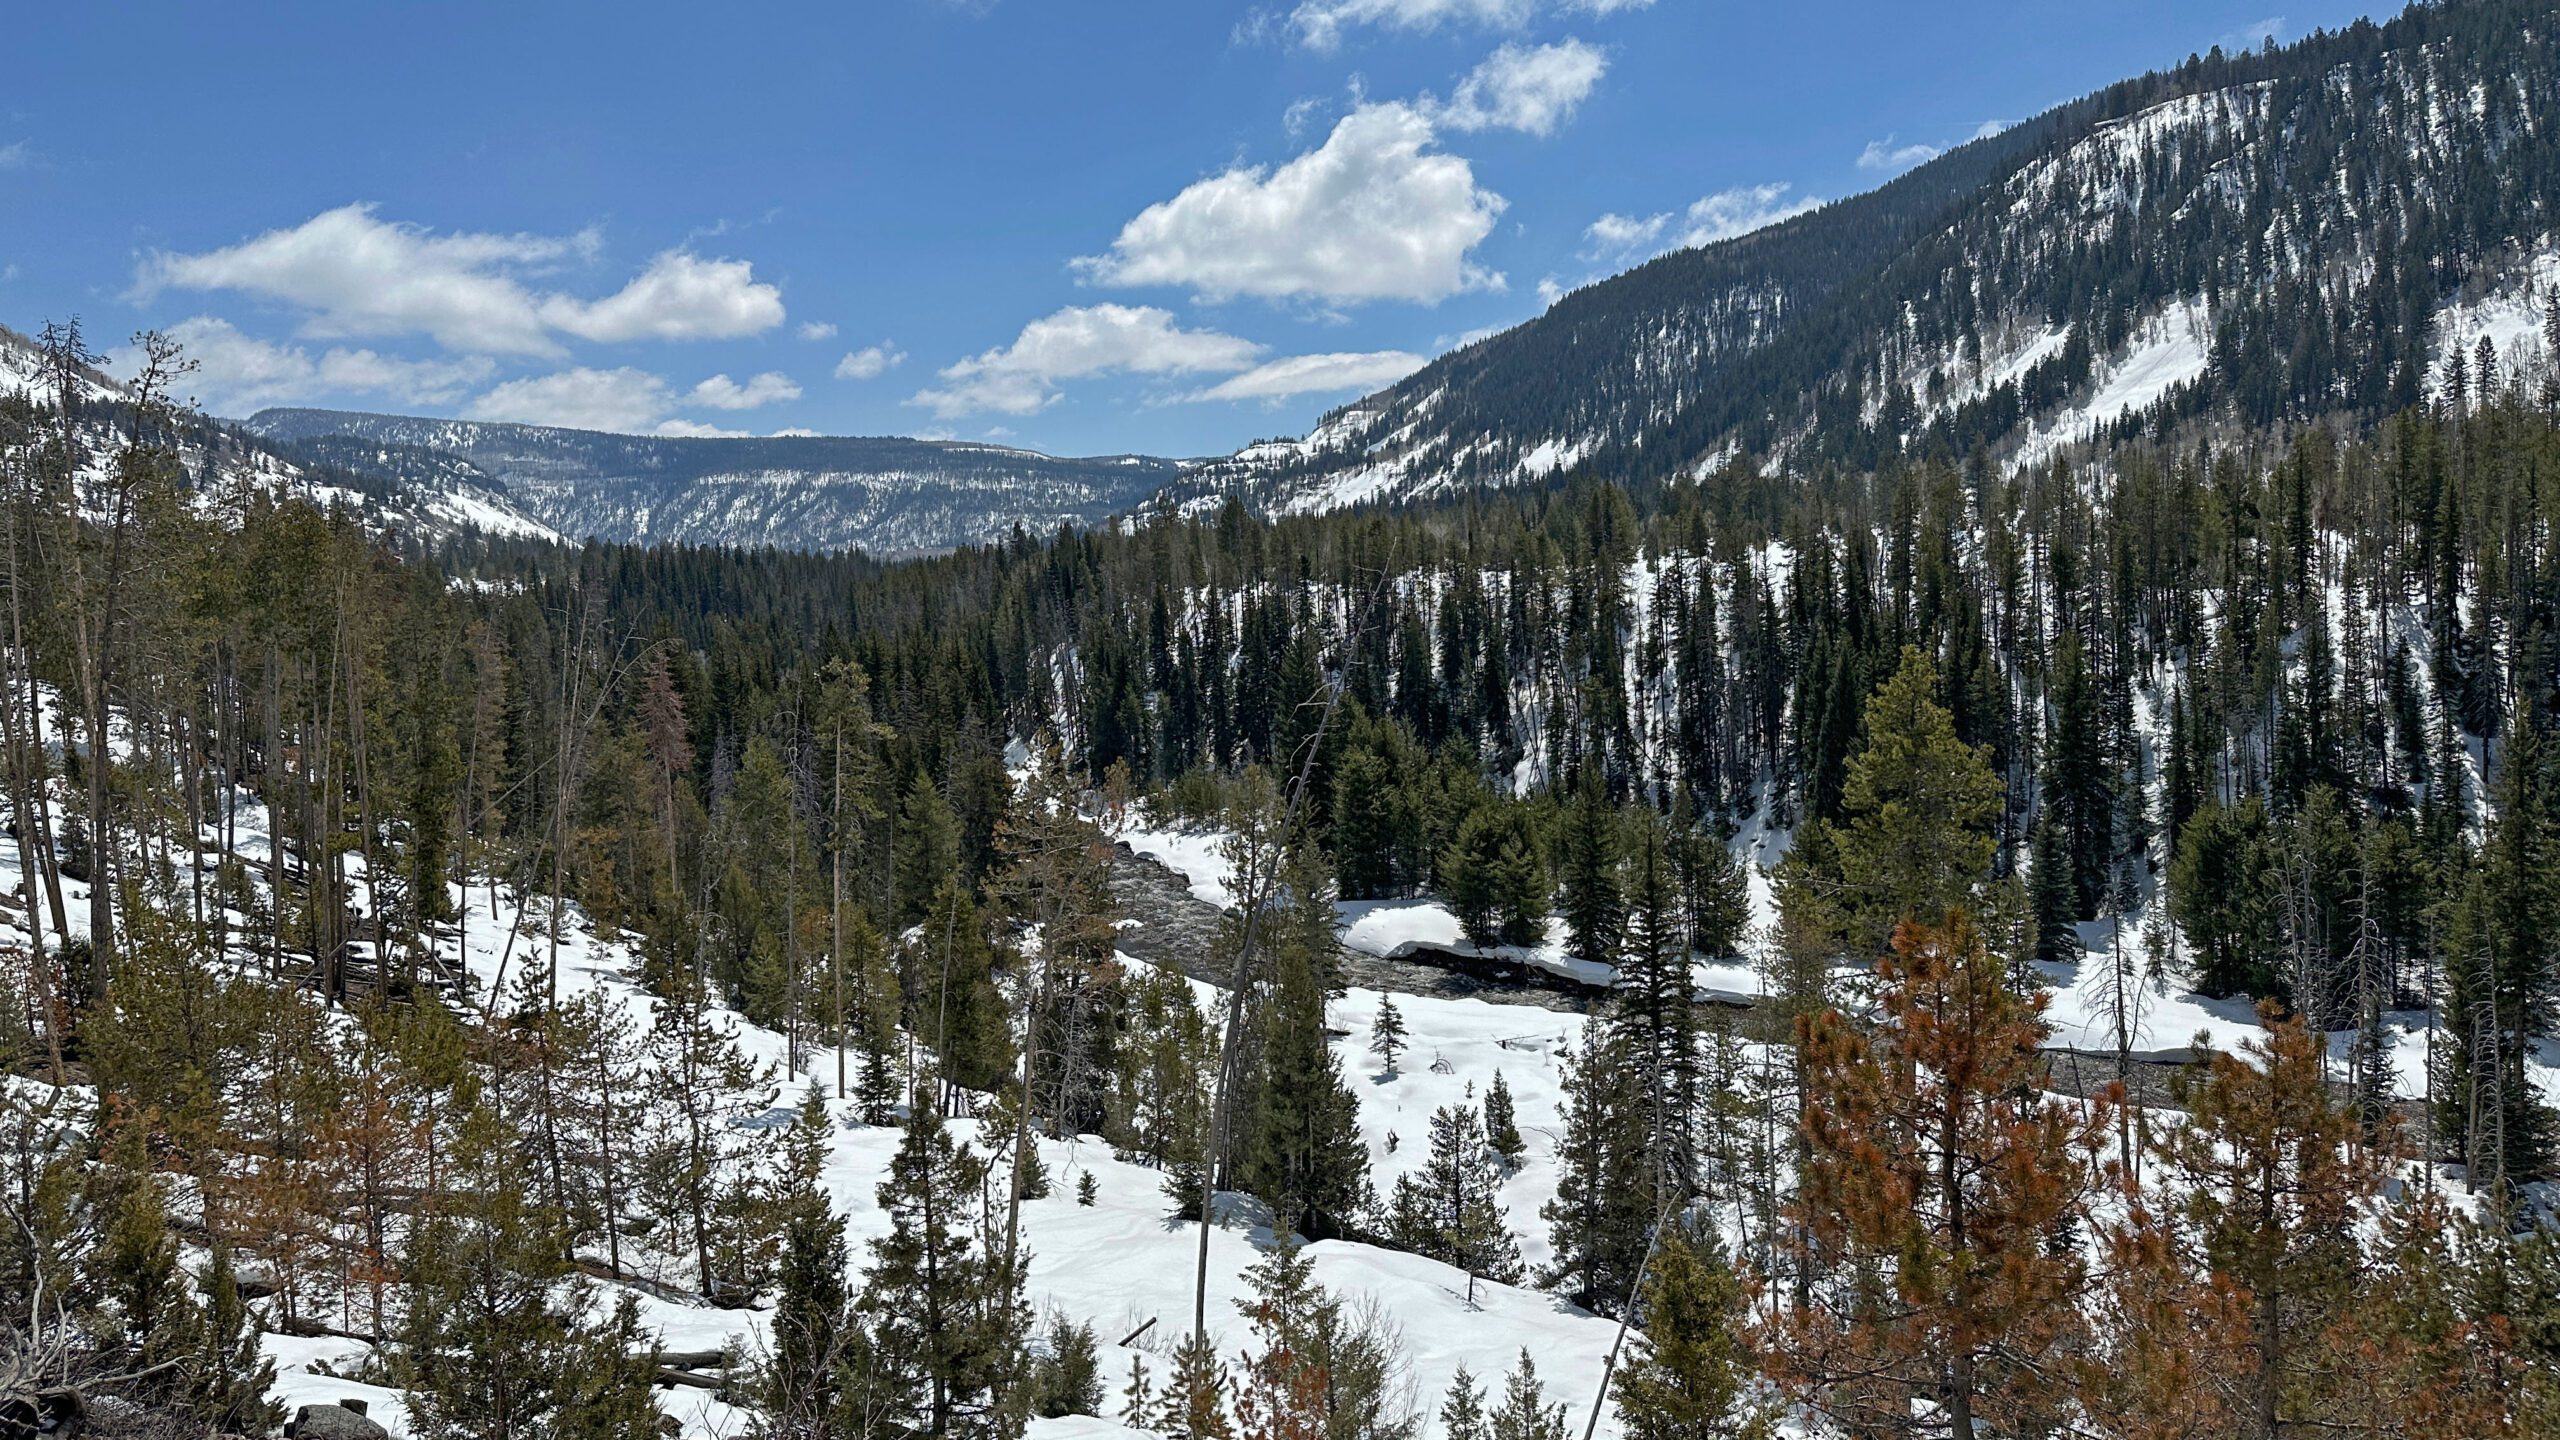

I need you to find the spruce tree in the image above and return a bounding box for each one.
[1541,1025,1652,1315]
[1439,1366,1489,1440]
[1614,814,1699,1195]
[1487,1351,1568,1440]
[2029,815,2083,966]
[1245,947,1370,1241]
[1386,1103,1522,1300]
[2436,716,2559,1193]
[1446,804,1548,949]
[1482,1071,1525,1168]
[1370,996,1408,1075]
[1556,773,1624,972]
[2041,629,2115,918]
[859,1098,1026,1439]
[1831,646,2004,951]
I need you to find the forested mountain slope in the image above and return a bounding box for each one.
[0,321,557,544]
[1180,0,2560,513]
[249,406,1185,556]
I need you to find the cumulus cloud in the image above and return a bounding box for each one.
[464,367,676,432]
[1536,275,1566,306]
[911,304,1263,417]
[541,251,783,344]
[1186,349,1427,403]
[798,321,839,341]
[145,316,496,414]
[1856,135,1942,172]
[1439,39,1606,137]
[687,371,801,410]
[133,204,784,356]
[1076,102,1504,306]
[1583,182,1821,264]
[835,344,906,380]
[1560,0,1651,11]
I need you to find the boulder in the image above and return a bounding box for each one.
[289,1402,391,1440]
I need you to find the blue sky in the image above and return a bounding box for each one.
[1,1,2385,457]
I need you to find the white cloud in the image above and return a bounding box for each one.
[912,304,1263,417]
[464,367,675,432]
[1186,349,1427,403]
[1283,95,1327,138]
[542,251,784,344]
[1077,102,1504,306]
[133,204,784,355]
[1582,210,1668,257]
[1583,182,1821,264]
[1856,135,1941,173]
[1283,0,1642,48]
[2223,16,2284,50]
[1287,0,1533,51]
[651,418,751,438]
[1536,275,1565,306]
[835,344,907,380]
[798,321,839,341]
[770,427,823,438]
[145,316,496,414]
[687,371,801,410]
[0,141,28,171]
[1440,39,1606,137]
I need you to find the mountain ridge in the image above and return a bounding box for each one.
[246,406,1186,556]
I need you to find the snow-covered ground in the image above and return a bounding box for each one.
[0,743,1636,1438]
[1120,808,2560,1114]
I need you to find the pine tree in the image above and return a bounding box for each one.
[398,1104,659,1440]
[1032,1316,1105,1419]
[914,879,1013,1099]
[1613,1224,1767,1440]
[1153,1333,1233,1440]
[760,1196,854,1438]
[1760,911,2112,1439]
[2168,796,2281,998]
[2128,1004,2398,1439]
[188,1244,284,1436]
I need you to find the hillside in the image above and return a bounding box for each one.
[0,322,558,545]
[248,407,1186,556]
[1179,0,2560,513]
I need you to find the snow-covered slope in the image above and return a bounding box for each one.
[248,407,1184,557]
[1168,6,2560,515]
[0,323,559,545]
